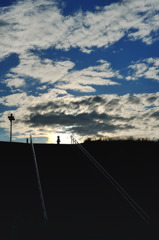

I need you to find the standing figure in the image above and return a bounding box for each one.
[57,136,61,144]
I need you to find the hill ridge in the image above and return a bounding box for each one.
[0,141,158,239]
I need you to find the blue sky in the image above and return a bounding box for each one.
[0,0,159,143]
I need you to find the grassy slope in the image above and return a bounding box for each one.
[0,141,158,239]
[83,141,159,222]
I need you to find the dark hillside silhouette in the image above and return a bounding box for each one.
[0,142,43,239]
[83,141,159,223]
[0,141,159,239]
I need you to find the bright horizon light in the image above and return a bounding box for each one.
[47,133,72,144]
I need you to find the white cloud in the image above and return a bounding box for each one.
[4,54,121,93]
[5,53,75,85]
[56,0,159,52]
[5,78,25,88]
[55,60,121,92]
[1,0,159,96]
[0,0,159,61]
[0,88,68,107]
[0,0,64,59]
[0,92,28,107]
[127,57,159,81]
[127,0,159,44]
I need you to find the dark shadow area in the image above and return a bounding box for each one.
[0,141,158,239]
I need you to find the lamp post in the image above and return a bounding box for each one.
[8,113,15,142]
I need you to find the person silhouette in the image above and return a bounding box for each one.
[57,136,61,144]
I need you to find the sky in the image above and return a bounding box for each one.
[0,0,159,143]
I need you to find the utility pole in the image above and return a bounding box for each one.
[8,113,15,142]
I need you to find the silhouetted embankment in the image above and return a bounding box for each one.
[0,141,159,239]
[83,140,159,220]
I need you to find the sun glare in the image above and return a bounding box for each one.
[47,133,71,144]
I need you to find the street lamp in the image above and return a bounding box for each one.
[8,113,15,142]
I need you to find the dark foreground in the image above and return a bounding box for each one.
[0,141,159,239]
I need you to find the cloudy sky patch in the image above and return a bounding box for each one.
[0,0,159,143]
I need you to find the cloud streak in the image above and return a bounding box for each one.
[127,58,159,81]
